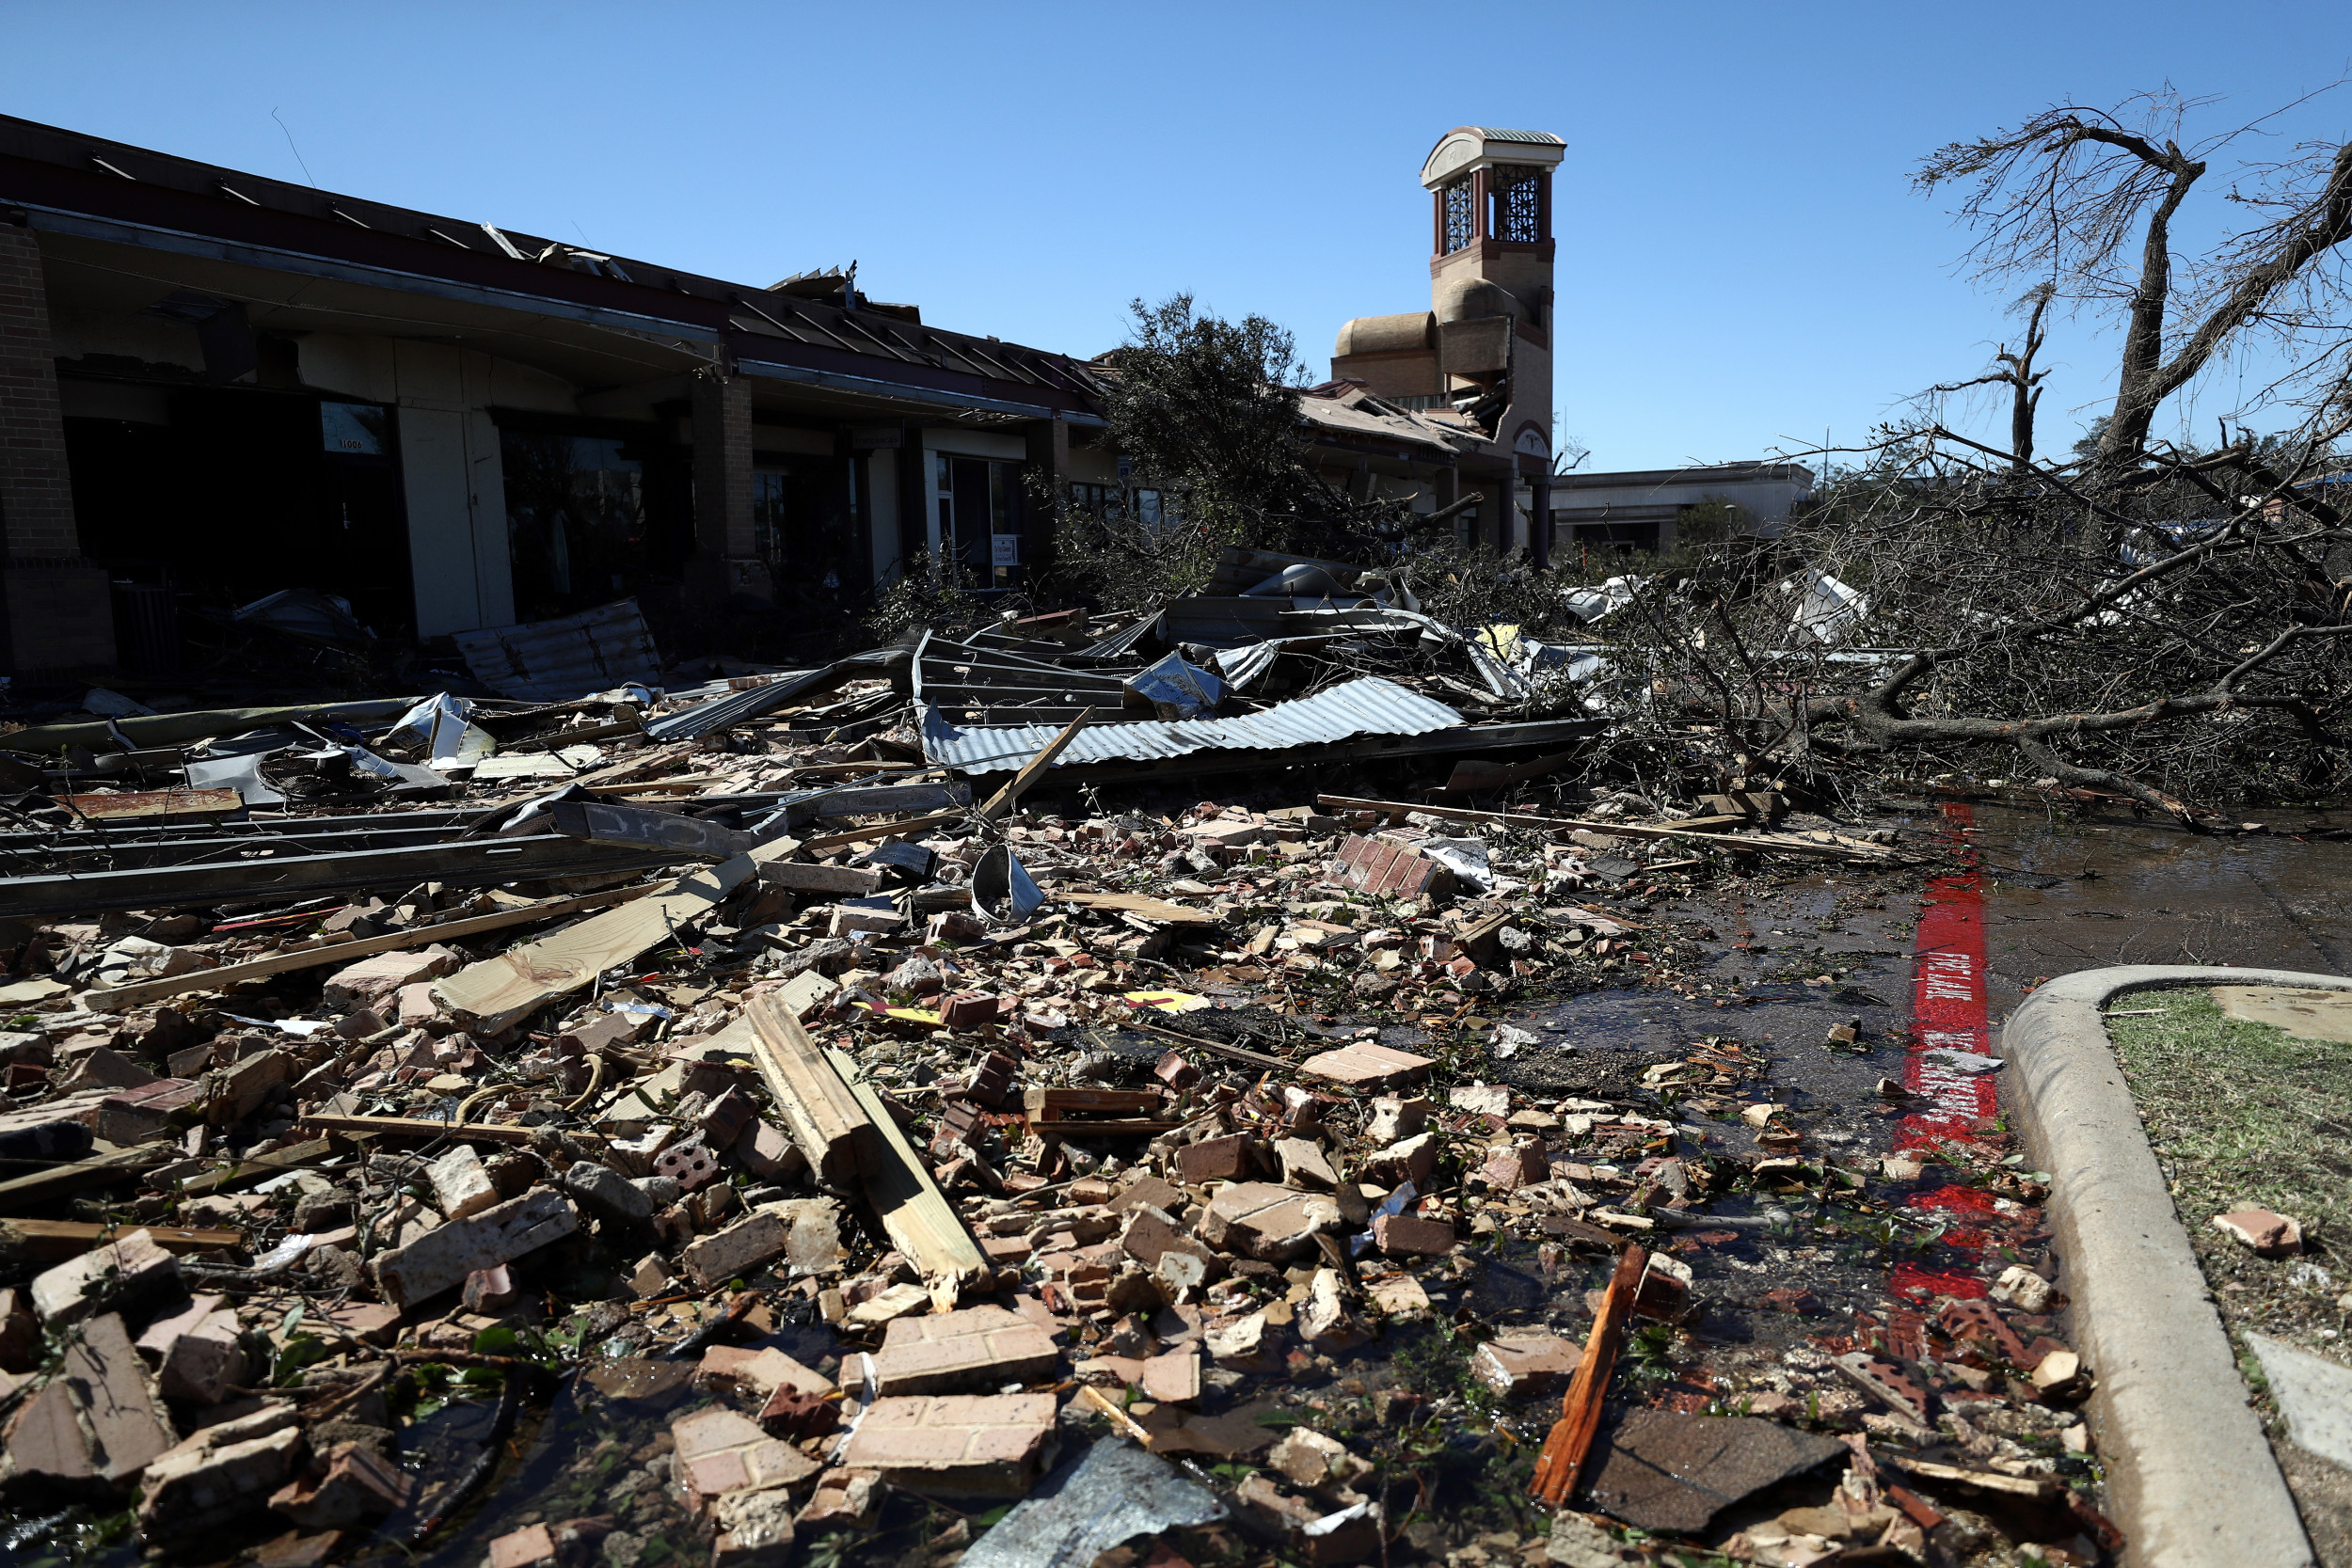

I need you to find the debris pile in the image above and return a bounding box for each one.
[0,562,2115,1565]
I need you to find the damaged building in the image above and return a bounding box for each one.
[0,114,1108,674]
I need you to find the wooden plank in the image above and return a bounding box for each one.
[1316,793,1900,862]
[793,783,969,822]
[826,1046,989,1307]
[1057,891,1218,925]
[1114,1015,1292,1073]
[798,811,967,856]
[1437,748,1582,794]
[174,1137,343,1197]
[298,1115,535,1145]
[0,1219,246,1260]
[82,882,660,1012]
[0,1147,167,1212]
[978,711,1096,819]
[755,861,884,895]
[741,994,882,1185]
[1531,1243,1646,1506]
[1028,1118,1184,1138]
[1024,1087,1165,1117]
[432,842,792,1033]
[58,788,242,821]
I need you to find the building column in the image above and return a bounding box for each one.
[1531,473,1552,571]
[0,219,113,673]
[895,423,927,578]
[1024,413,1068,579]
[686,365,771,606]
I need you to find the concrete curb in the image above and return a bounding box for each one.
[2000,965,2352,1568]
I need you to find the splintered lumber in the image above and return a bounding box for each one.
[1023,1085,1181,1138]
[0,1146,167,1212]
[82,882,659,1012]
[175,1137,342,1196]
[433,844,791,1033]
[1531,1242,1645,1507]
[826,1046,989,1307]
[756,861,884,895]
[298,1115,534,1146]
[978,711,1096,820]
[741,994,881,1185]
[0,1218,245,1261]
[799,811,968,856]
[1055,891,1219,925]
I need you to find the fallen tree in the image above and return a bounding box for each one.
[1582,87,2352,823]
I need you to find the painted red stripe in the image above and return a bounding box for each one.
[1894,800,1997,1298]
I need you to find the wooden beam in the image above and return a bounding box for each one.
[298,1115,534,1145]
[175,1137,345,1197]
[741,995,881,1185]
[1056,891,1218,925]
[755,861,885,895]
[1531,1242,1645,1506]
[1316,794,1903,862]
[798,811,967,856]
[0,1219,246,1260]
[827,1045,989,1307]
[978,711,1096,820]
[432,842,795,1033]
[82,883,660,1012]
[0,1147,167,1212]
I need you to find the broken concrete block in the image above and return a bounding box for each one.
[798,1466,882,1530]
[202,1048,292,1125]
[696,1344,834,1402]
[1480,1142,1549,1190]
[1175,1132,1257,1183]
[847,1282,933,1325]
[2214,1207,2303,1258]
[734,1117,805,1183]
[1472,1332,1581,1398]
[3,1379,95,1489]
[268,1439,414,1528]
[135,1406,305,1543]
[1299,1040,1433,1090]
[1268,1426,1366,1492]
[711,1481,799,1567]
[31,1227,179,1323]
[486,1524,560,1568]
[137,1296,246,1404]
[628,1254,673,1298]
[1365,1095,1431,1145]
[1361,1132,1438,1187]
[322,945,458,1006]
[1370,1212,1455,1258]
[836,1392,1059,1496]
[872,1304,1061,1396]
[1297,1268,1371,1351]
[1196,1181,1343,1263]
[561,1160,655,1226]
[679,1198,844,1291]
[1274,1137,1339,1190]
[1141,1344,1201,1404]
[671,1405,819,1511]
[372,1188,579,1308]
[1987,1264,2058,1314]
[427,1144,501,1222]
[1204,1310,1281,1371]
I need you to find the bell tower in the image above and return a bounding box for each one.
[1420,128,1562,483]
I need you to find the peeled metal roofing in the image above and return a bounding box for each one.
[452,599,662,702]
[921,676,1461,771]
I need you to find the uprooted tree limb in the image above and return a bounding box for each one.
[1577,87,2352,823]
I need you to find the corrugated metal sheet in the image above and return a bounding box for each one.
[452,599,662,702]
[922,676,1461,771]
[644,665,833,741]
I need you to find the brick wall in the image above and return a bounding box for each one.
[0,224,78,560]
[0,221,112,672]
[686,366,770,603]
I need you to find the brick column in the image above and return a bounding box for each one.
[0,220,112,673]
[1531,473,1552,571]
[1023,413,1068,580]
[685,365,771,605]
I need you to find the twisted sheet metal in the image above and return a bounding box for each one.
[920,676,1461,771]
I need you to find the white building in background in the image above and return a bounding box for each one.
[1549,461,1815,558]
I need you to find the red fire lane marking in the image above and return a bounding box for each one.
[1894,801,1999,1300]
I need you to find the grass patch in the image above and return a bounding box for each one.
[2105,988,2352,1243]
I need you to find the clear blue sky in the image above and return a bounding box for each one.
[5,2,2348,471]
